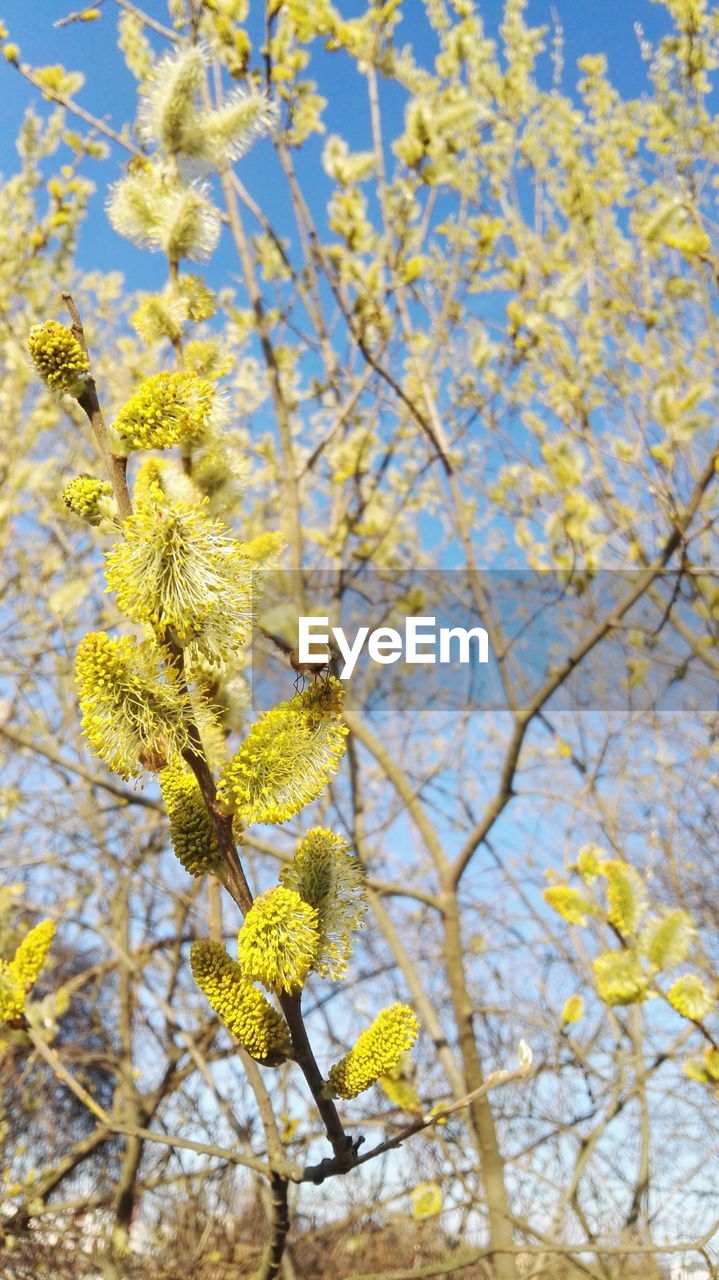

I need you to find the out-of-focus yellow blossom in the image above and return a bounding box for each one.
[106,168,221,263]
[136,42,276,169]
[0,920,56,1023]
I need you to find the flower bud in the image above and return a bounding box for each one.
[327,1004,419,1099]
[27,320,90,396]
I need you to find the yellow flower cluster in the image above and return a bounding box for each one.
[0,967,24,1024]
[106,168,221,263]
[104,488,253,660]
[136,43,276,169]
[132,458,199,508]
[113,370,221,451]
[62,474,114,525]
[190,939,290,1064]
[27,320,90,395]
[280,828,366,980]
[217,679,348,825]
[75,631,190,779]
[131,279,216,346]
[238,886,319,994]
[592,951,647,1006]
[181,274,217,321]
[131,295,185,346]
[327,1004,419,1099]
[683,1045,719,1085]
[0,920,55,1024]
[159,762,223,878]
[378,1069,423,1114]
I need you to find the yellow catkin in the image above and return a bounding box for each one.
[190,939,290,1064]
[328,1004,420,1099]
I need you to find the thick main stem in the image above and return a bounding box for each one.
[279,991,355,1169]
[253,1172,290,1280]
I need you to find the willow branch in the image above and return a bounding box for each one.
[278,990,357,1169]
[26,1023,294,1177]
[252,1172,290,1280]
[62,292,132,519]
[8,58,141,155]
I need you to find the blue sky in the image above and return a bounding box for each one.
[0,0,676,289]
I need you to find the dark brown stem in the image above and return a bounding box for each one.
[279,991,357,1171]
[180,714,254,918]
[253,1172,290,1280]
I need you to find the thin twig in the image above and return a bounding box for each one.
[8,58,141,155]
[345,1223,719,1280]
[26,1023,295,1177]
[113,0,177,40]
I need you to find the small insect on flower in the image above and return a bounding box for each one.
[216,677,348,825]
[289,645,331,690]
[261,628,332,690]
